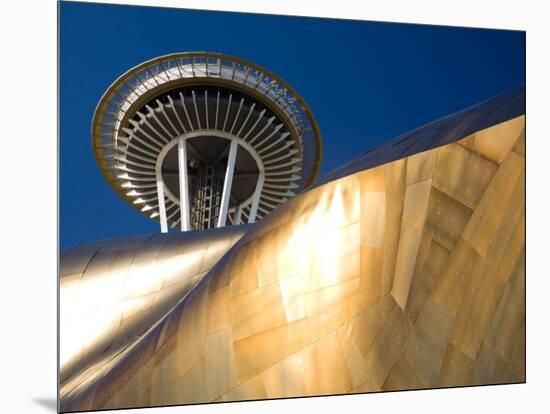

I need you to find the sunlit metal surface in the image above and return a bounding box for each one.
[60,87,525,412]
[60,225,249,392]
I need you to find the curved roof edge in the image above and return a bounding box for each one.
[313,84,525,189]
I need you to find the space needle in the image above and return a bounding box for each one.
[92,52,322,232]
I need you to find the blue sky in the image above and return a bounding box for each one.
[59,1,525,250]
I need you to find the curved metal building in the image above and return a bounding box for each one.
[60,85,525,412]
[59,225,249,388]
[92,52,322,231]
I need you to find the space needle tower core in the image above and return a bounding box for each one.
[92,52,322,232]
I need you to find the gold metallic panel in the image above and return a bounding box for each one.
[229,243,259,295]
[233,317,311,383]
[221,372,267,402]
[468,115,524,164]
[406,149,437,186]
[363,303,412,388]
[424,188,473,251]
[402,231,433,320]
[484,280,525,362]
[300,331,352,395]
[383,355,427,391]
[402,178,431,229]
[433,143,497,210]
[279,275,307,323]
[491,357,519,385]
[448,260,506,360]
[485,166,525,281]
[357,165,386,192]
[337,321,371,389]
[359,246,384,308]
[173,358,207,404]
[230,282,288,341]
[262,353,308,398]
[512,127,525,157]
[381,158,407,295]
[348,293,395,357]
[401,296,454,386]
[510,320,526,379]
[360,191,386,248]
[462,150,524,257]
[204,327,237,400]
[431,239,480,315]
[470,340,499,385]
[206,285,231,333]
[437,343,474,387]
[391,222,422,310]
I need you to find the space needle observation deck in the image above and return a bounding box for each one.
[92,52,322,232]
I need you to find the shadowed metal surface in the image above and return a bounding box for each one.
[60,225,250,390]
[60,87,525,412]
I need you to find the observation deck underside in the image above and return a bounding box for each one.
[92,53,322,232]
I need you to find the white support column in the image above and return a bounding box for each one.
[217,139,238,228]
[248,172,264,223]
[156,177,168,233]
[178,137,191,231]
[234,205,243,225]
